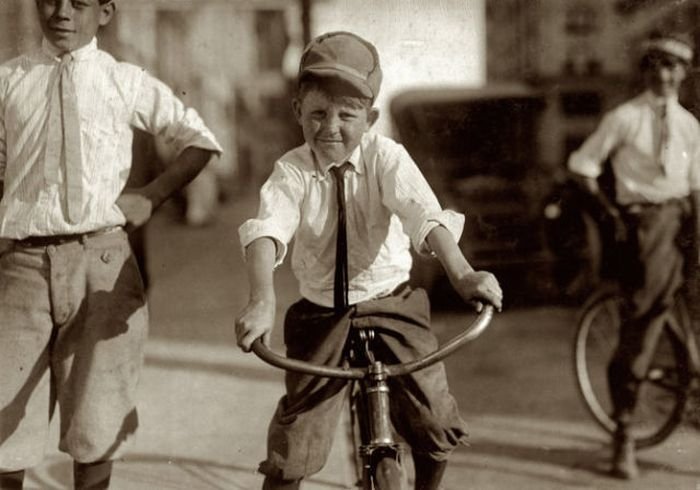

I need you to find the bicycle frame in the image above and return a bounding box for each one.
[251,305,494,489]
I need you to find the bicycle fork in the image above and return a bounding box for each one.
[352,329,401,488]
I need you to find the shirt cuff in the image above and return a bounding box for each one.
[568,154,602,179]
[164,108,224,159]
[238,219,288,267]
[413,209,465,256]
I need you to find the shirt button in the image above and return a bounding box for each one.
[47,245,56,255]
[101,251,112,263]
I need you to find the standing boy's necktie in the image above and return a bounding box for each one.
[657,102,669,175]
[45,53,83,223]
[331,163,351,312]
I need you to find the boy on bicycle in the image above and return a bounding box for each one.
[235,31,503,490]
[567,30,700,480]
[0,1,221,488]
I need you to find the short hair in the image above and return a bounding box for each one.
[297,74,373,109]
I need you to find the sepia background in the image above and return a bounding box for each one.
[1,1,700,488]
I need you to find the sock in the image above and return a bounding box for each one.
[73,460,113,490]
[0,470,25,490]
[262,475,301,490]
[413,453,447,490]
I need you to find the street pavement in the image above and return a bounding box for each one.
[23,192,700,489]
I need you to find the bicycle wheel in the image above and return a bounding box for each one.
[573,290,692,448]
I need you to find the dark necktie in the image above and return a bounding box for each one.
[330,163,351,312]
[45,53,83,223]
[657,103,669,175]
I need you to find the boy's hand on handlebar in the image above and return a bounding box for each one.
[452,270,503,312]
[234,299,275,352]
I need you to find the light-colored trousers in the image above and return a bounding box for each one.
[0,229,148,471]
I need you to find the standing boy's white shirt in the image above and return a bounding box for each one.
[239,132,464,308]
[568,91,700,205]
[0,38,222,239]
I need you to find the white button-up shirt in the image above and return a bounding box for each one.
[568,91,700,205]
[0,38,222,239]
[239,132,464,307]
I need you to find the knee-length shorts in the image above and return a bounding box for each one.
[0,229,148,471]
[259,286,469,480]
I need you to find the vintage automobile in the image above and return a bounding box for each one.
[390,84,597,306]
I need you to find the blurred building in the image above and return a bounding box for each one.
[487,0,700,172]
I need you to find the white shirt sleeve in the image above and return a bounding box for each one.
[130,70,223,158]
[238,160,304,266]
[689,143,700,192]
[568,111,623,179]
[379,142,464,255]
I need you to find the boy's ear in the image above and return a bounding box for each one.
[367,107,380,128]
[291,97,303,124]
[99,1,116,27]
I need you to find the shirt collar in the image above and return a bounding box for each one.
[642,90,678,110]
[312,139,366,181]
[41,37,98,62]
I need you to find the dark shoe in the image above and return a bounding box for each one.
[609,429,639,480]
[262,476,301,490]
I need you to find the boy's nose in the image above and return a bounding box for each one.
[54,0,74,19]
[322,114,341,131]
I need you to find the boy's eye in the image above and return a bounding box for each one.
[340,112,358,121]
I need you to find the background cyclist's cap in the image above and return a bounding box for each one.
[642,30,694,64]
[299,31,382,100]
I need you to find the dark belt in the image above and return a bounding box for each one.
[14,226,122,248]
[373,280,411,300]
[621,196,691,216]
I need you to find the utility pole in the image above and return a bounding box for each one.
[301,0,311,45]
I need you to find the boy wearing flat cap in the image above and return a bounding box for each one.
[568,30,700,479]
[0,1,221,488]
[235,31,502,490]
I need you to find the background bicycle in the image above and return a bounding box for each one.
[573,281,700,448]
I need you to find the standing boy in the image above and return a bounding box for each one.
[235,31,503,490]
[0,1,222,488]
[568,30,700,479]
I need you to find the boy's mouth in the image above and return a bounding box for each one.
[49,26,76,35]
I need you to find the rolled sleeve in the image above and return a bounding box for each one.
[416,210,465,256]
[381,143,462,255]
[238,161,303,267]
[131,71,223,158]
[568,111,621,179]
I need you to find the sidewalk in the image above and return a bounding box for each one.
[22,197,700,489]
[24,333,700,490]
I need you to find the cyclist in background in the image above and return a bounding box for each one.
[567,29,700,480]
[234,31,502,490]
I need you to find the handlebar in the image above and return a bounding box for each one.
[251,304,494,379]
